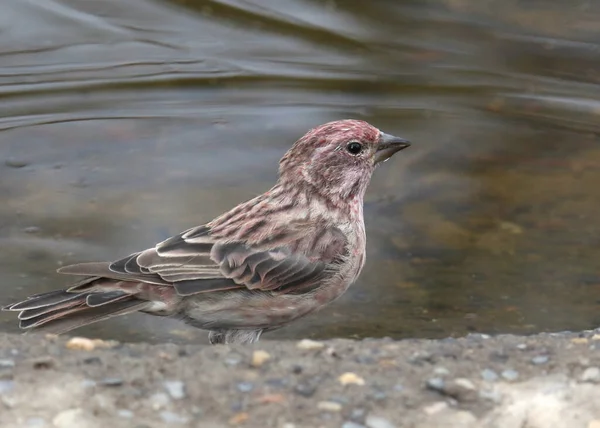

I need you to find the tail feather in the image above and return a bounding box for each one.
[20,298,150,334]
[4,281,154,334]
[4,290,83,312]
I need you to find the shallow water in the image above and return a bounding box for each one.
[1,0,599,344]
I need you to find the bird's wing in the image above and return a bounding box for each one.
[58,224,348,297]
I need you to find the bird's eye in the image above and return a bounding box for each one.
[346,142,363,155]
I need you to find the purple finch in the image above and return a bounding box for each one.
[4,119,411,344]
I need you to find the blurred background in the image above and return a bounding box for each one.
[0,0,599,344]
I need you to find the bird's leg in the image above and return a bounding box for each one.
[208,329,263,345]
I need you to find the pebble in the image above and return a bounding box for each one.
[425,377,445,392]
[297,339,325,350]
[339,372,366,386]
[317,401,343,412]
[149,392,170,409]
[251,350,271,367]
[0,359,15,369]
[516,343,528,350]
[580,367,600,383]
[481,369,499,381]
[433,367,450,376]
[65,337,113,351]
[224,353,243,366]
[24,417,46,427]
[0,380,15,394]
[423,401,448,415]
[117,409,134,418]
[294,381,318,397]
[31,356,55,370]
[228,412,249,425]
[342,422,367,428]
[365,414,397,428]
[5,158,30,168]
[531,355,549,365]
[81,379,96,388]
[160,411,189,424]
[501,369,520,381]
[99,378,123,387]
[164,380,186,399]
[52,408,85,428]
[236,381,254,393]
[22,226,41,234]
[350,408,366,421]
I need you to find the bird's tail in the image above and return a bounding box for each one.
[3,279,152,334]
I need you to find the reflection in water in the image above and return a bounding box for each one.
[0,0,599,343]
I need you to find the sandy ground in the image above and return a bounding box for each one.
[1,330,600,428]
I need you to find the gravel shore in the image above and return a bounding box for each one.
[1,330,600,428]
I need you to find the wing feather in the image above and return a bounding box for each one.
[58,223,348,297]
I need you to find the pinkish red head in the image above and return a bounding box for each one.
[278,119,410,201]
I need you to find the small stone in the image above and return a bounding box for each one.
[423,401,448,415]
[99,378,123,387]
[236,382,254,393]
[531,355,549,365]
[297,339,325,350]
[393,384,404,392]
[149,392,170,409]
[81,379,96,388]
[5,158,30,168]
[295,383,317,397]
[572,337,589,345]
[581,367,600,383]
[516,343,527,350]
[160,411,188,424]
[0,359,15,369]
[52,408,85,428]
[425,377,445,392]
[350,408,366,421]
[501,369,519,381]
[343,422,367,428]
[281,424,296,428]
[164,380,186,399]
[22,226,41,234]
[251,350,271,367]
[318,401,343,412]
[481,369,498,381]
[224,353,243,366]
[479,388,502,403]
[433,367,450,376]
[228,412,249,425]
[265,378,288,388]
[592,334,600,341]
[365,414,397,428]
[65,337,105,351]
[117,409,134,418]
[339,372,366,386]
[256,393,286,404]
[0,380,15,394]
[31,356,55,370]
[24,417,46,427]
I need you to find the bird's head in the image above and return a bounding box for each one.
[279,119,411,201]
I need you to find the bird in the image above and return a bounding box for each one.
[3,119,411,344]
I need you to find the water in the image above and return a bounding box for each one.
[1,0,599,344]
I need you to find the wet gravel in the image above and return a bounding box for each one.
[1,331,600,428]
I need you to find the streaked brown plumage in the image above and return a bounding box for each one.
[3,119,411,344]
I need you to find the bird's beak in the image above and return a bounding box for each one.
[374,132,411,164]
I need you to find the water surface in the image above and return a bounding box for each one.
[1,0,600,343]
